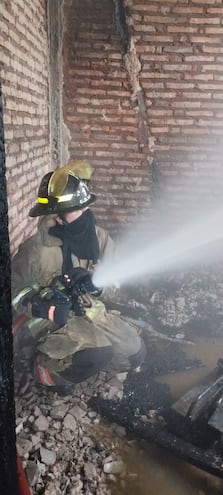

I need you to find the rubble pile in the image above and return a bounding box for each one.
[147,268,223,334]
[15,369,139,495]
[105,265,223,338]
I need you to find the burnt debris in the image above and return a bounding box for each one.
[112,0,130,54]
[0,84,19,494]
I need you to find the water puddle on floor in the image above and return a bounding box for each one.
[158,335,223,399]
[113,335,223,495]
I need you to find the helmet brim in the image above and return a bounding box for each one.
[29,193,97,217]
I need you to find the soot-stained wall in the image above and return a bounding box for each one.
[1,0,223,249]
[63,0,223,233]
[62,0,153,235]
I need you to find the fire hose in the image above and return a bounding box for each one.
[17,455,31,495]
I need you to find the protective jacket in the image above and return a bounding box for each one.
[12,215,142,386]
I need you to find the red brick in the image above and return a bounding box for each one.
[167,26,198,33]
[190,36,223,43]
[207,8,223,13]
[191,17,220,24]
[172,7,204,14]
[142,35,174,42]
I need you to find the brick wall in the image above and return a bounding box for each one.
[2,0,223,250]
[131,0,223,214]
[63,0,223,234]
[1,0,50,253]
[62,0,153,235]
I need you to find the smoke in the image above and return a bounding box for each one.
[93,199,223,289]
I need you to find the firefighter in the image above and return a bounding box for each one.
[12,162,145,394]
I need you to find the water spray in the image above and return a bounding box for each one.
[93,207,223,289]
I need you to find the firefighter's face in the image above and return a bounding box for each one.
[56,207,88,225]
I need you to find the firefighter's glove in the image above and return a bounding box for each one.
[68,268,102,297]
[72,296,86,316]
[31,293,71,326]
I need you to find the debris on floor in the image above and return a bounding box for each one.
[15,265,223,494]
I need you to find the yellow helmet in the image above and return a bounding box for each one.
[63,160,94,182]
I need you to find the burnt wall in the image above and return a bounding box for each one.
[63,0,223,233]
[62,0,152,235]
[128,0,223,212]
[1,0,223,248]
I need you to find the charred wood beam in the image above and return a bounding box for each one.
[0,84,19,494]
[47,0,63,167]
[90,397,223,480]
[112,0,130,54]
